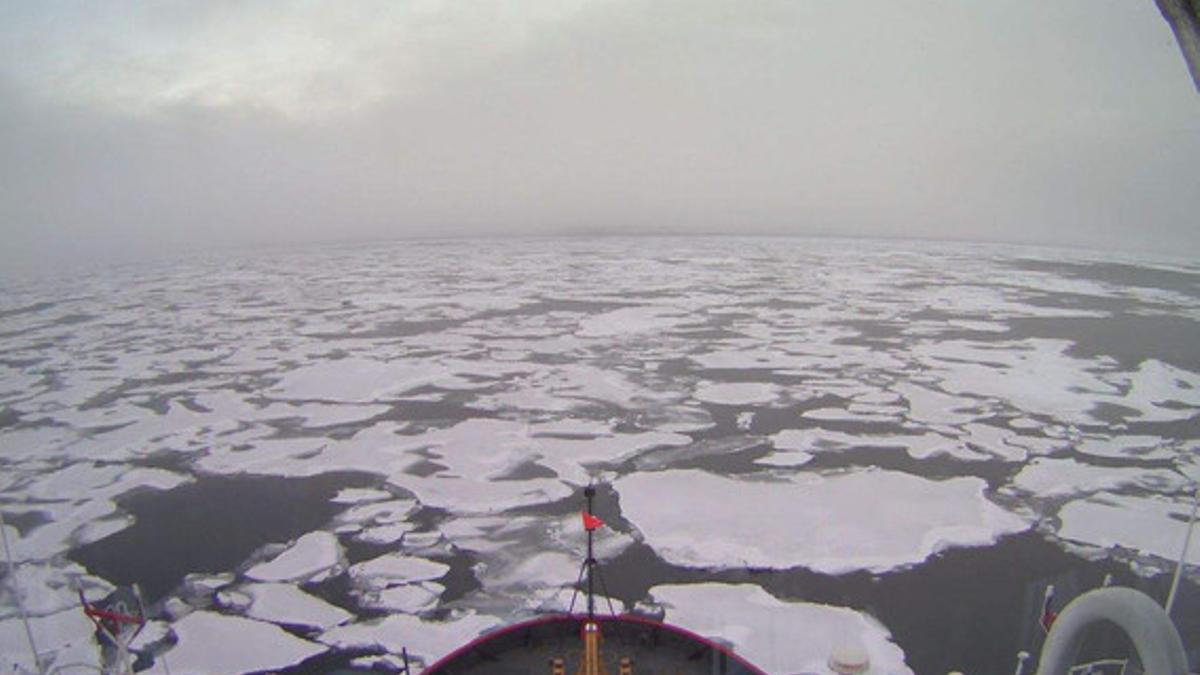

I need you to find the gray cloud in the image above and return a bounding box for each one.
[1,1,1198,275]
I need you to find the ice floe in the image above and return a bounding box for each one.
[650,583,912,675]
[1057,491,1200,561]
[349,555,449,588]
[1107,359,1200,422]
[1073,435,1177,461]
[246,531,341,583]
[616,469,1029,573]
[577,306,690,338]
[167,611,326,674]
[197,422,420,477]
[330,487,394,504]
[769,428,967,462]
[355,523,415,545]
[0,606,96,673]
[1009,458,1186,499]
[269,358,448,402]
[319,610,501,665]
[693,382,781,406]
[362,582,444,612]
[241,582,353,630]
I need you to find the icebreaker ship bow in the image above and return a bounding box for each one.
[422,486,769,674]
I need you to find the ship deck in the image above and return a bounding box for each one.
[424,614,766,674]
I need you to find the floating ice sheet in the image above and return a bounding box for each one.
[769,428,972,462]
[246,531,341,583]
[577,306,690,338]
[1107,359,1200,422]
[360,582,444,612]
[167,611,326,674]
[616,469,1028,573]
[330,487,394,504]
[197,422,421,477]
[1057,492,1199,561]
[693,382,781,406]
[319,611,501,665]
[349,555,449,589]
[1073,435,1176,461]
[241,582,353,630]
[269,358,448,402]
[0,607,96,673]
[651,583,911,674]
[1009,458,1186,499]
[402,477,572,517]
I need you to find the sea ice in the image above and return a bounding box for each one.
[362,582,444,612]
[241,583,353,630]
[319,610,501,665]
[478,551,579,597]
[166,611,326,674]
[801,406,900,424]
[1073,435,1176,461]
[693,382,781,406]
[246,532,341,583]
[616,469,1028,573]
[916,339,1121,424]
[269,358,448,402]
[893,381,986,426]
[1110,359,1200,422]
[197,422,421,478]
[768,428,968,462]
[5,499,129,561]
[339,499,417,525]
[1057,492,1200,561]
[650,583,912,675]
[261,401,391,428]
[1010,458,1186,499]
[756,449,814,467]
[355,523,415,545]
[687,348,813,371]
[0,607,96,673]
[330,487,394,504]
[390,471,572,514]
[349,555,449,589]
[1,562,104,617]
[529,430,690,482]
[577,306,690,338]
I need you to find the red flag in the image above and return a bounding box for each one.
[582,511,605,531]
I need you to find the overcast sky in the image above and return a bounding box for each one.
[1,1,1197,274]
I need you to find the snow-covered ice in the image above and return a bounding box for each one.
[363,582,444,612]
[0,607,96,673]
[1057,492,1199,561]
[166,611,327,674]
[246,531,342,583]
[616,469,1029,573]
[4,237,1200,673]
[1010,458,1186,499]
[349,554,449,588]
[1073,435,1176,461]
[650,583,912,675]
[241,582,353,630]
[693,382,781,406]
[577,306,690,338]
[269,358,449,402]
[319,611,502,665]
[330,487,394,504]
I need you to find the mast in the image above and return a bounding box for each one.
[1165,486,1199,616]
[585,485,596,621]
